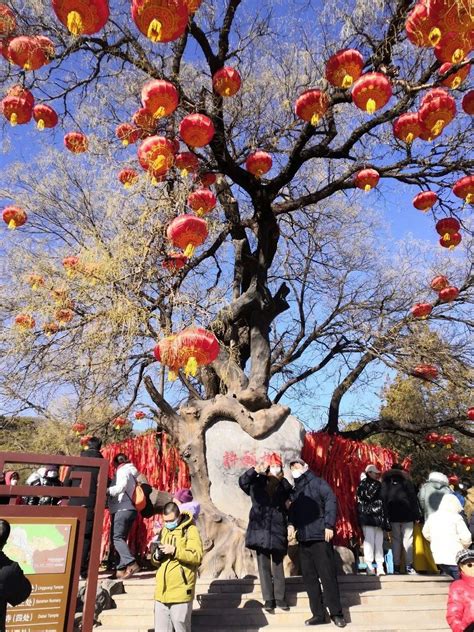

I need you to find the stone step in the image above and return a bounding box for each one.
[99,628,449,632]
[114,590,448,609]
[99,603,448,628]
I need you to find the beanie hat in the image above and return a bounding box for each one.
[268,453,282,467]
[456,549,474,566]
[175,488,193,504]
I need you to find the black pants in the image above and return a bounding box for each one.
[256,549,286,602]
[299,541,342,618]
[81,519,93,576]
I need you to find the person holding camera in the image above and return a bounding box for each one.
[239,453,292,613]
[152,502,203,632]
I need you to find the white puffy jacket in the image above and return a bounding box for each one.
[422,494,472,565]
[107,463,138,514]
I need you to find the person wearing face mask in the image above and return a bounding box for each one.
[3,472,22,506]
[446,549,474,632]
[24,466,62,506]
[239,453,292,613]
[288,458,346,628]
[152,502,203,632]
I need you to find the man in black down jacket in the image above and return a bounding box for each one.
[288,459,346,628]
[0,519,32,632]
[64,436,104,579]
[381,464,421,575]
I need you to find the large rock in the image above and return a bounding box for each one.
[205,415,305,522]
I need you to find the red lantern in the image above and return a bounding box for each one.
[33,104,58,130]
[462,90,474,115]
[438,285,459,302]
[132,108,156,137]
[1,85,34,126]
[351,73,392,114]
[431,275,449,291]
[27,274,45,290]
[452,175,474,205]
[393,113,422,144]
[166,215,208,257]
[55,308,74,324]
[439,62,470,89]
[138,136,175,175]
[411,303,433,319]
[246,151,272,178]
[325,49,364,89]
[116,123,141,147]
[131,0,189,43]
[15,314,35,330]
[413,364,439,379]
[0,4,16,37]
[195,172,217,188]
[2,206,27,230]
[467,408,474,421]
[448,474,459,485]
[440,232,462,249]
[134,410,146,420]
[113,416,127,431]
[174,327,219,377]
[448,453,461,464]
[141,79,179,118]
[7,36,54,71]
[153,334,182,379]
[118,168,139,188]
[174,151,199,176]
[425,432,440,446]
[64,132,88,153]
[419,92,456,137]
[79,434,93,449]
[439,433,455,448]
[162,252,188,272]
[212,67,242,97]
[434,31,471,64]
[461,456,474,471]
[420,88,450,108]
[43,322,60,336]
[179,113,215,148]
[413,191,438,211]
[63,256,79,275]
[436,217,460,240]
[52,0,110,35]
[405,3,442,47]
[72,422,87,436]
[354,168,379,191]
[294,89,329,126]
[187,189,217,216]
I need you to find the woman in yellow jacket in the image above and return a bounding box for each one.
[152,502,203,632]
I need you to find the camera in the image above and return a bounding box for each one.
[151,539,167,563]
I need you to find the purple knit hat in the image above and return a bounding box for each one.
[175,488,193,504]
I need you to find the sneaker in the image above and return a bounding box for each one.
[406,565,418,575]
[276,600,290,611]
[366,568,376,575]
[377,568,386,576]
[264,600,275,613]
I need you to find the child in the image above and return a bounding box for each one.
[446,549,474,632]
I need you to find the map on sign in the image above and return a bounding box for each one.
[4,523,71,575]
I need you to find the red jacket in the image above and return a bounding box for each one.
[447,573,474,632]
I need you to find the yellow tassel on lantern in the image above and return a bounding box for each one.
[310,113,320,126]
[122,139,129,147]
[184,244,195,257]
[224,87,231,96]
[452,49,464,64]
[147,19,163,42]
[342,74,353,89]
[168,369,178,381]
[406,132,414,144]
[466,193,473,204]
[23,61,31,71]
[429,27,441,45]
[452,77,462,89]
[152,155,166,171]
[366,99,376,115]
[185,356,198,377]
[443,232,450,241]
[10,113,18,127]
[67,10,84,35]
[154,106,166,118]
[364,184,372,192]
[37,119,45,131]
[181,168,189,177]
[432,120,445,136]
[8,219,16,230]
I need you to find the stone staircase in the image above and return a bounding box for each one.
[97,573,451,631]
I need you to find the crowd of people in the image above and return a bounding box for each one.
[1,441,474,632]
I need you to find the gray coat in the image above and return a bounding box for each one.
[418,473,452,522]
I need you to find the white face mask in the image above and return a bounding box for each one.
[269,467,281,477]
[10,479,18,486]
[291,469,304,479]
